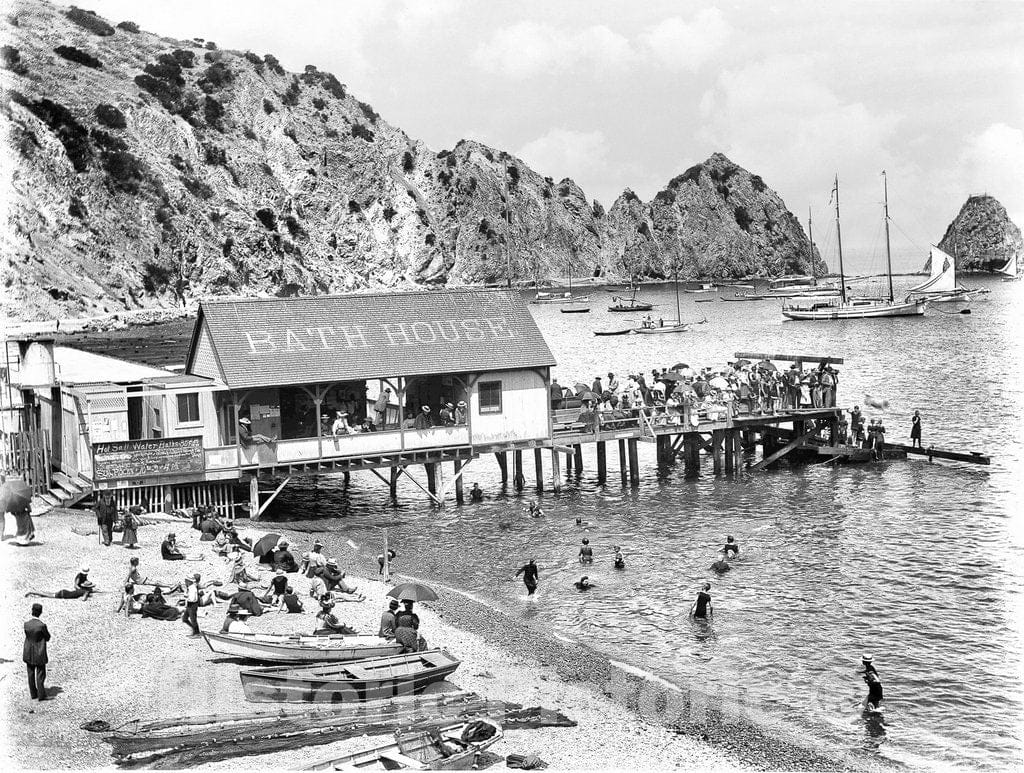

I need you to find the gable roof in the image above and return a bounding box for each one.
[186,289,556,389]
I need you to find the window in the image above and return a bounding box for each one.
[479,381,502,414]
[177,393,200,424]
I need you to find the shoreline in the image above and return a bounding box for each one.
[0,508,882,771]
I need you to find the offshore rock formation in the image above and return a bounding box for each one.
[2,0,818,320]
[934,195,1022,273]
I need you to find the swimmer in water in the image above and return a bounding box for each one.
[689,582,713,619]
[574,576,595,591]
[514,559,539,596]
[613,546,625,569]
[470,483,484,502]
[861,654,883,711]
[579,538,593,564]
[710,552,731,573]
[575,516,583,525]
[527,500,543,518]
[723,535,739,556]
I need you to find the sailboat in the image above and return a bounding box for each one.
[782,172,927,320]
[559,246,591,312]
[1000,251,1020,281]
[633,270,689,334]
[907,245,989,302]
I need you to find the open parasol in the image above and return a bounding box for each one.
[708,376,730,390]
[659,371,685,382]
[387,582,439,602]
[671,362,689,371]
[252,532,283,558]
[757,360,778,372]
[0,477,32,514]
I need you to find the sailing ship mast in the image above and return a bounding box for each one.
[503,170,512,288]
[833,175,847,304]
[882,170,894,303]
[807,207,815,280]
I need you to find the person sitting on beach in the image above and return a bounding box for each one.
[470,483,484,502]
[378,599,399,639]
[314,597,356,636]
[238,417,275,446]
[574,576,595,591]
[613,547,625,570]
[126,557,184,595]
[281,586,303,613]
[230,554,261,586]
[231,584,264,617]
[395,600,425,653]
[300,539,328,577]
[161,533,185,561]
[26,566,96,600]
[322,559,345,590]
[117,583,147,617]
[272,540,299,573]
[723,536,739,556]
[334,572,366,602]
[308,569,328,600]
[261,569,289,607]
[579,538,594,564]
[140,590,181,621]
[220,604,253,634]
[377,549,397,576]
[198,511,224,542]
[225,527,253,553]
[711,553,732,574]
[689,583,713,620]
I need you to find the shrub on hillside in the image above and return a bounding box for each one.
[181,173,214,199]
[654,189,675,204]
[262,99,275,114]
[243,52,264,74]
[170,49,196,68]
[325,127,338,138]
[280,77,301,107]
[311,96,326,111]
[54,45,102,68]
[425,233,436,246]
[672,165,702,187]
[382,205,396,221]
[637,222,651,237]
[357,100,379,124]
[205,41,217,50]
[115,20,139,33]
[203,142,226,165]
[558,185,571,197]
[592,200,604,218]
[255,208,277,230]
[203,96,225,129]
[751,174,766,193]
[350,122,374,142]
[94,103,126,128]
[348,200,361,214]
[734,206,752,232]
[401,151,414,172]
[92,128,149,194]
[1,45,27,75]
[506,165,519,187]
[483,149,494,162]
[263,54,285,76]
[17,96,91,171]
[65,7,114,36]
[243,126,257,140]
[199,63,233,95]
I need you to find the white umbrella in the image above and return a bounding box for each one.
[708,376,729,390]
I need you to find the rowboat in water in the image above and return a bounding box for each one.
[633,322,689,334]
[593,328,633,336]
[240,649,461,703]
[560,305,590,313]
[531,291,590,304]
[303,718,503,771]
[202,631,402,664]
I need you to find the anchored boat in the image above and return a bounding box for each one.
[202,631,402,664]
[303,718,503,771]
[240,649,462,703]
[908,245,989,303]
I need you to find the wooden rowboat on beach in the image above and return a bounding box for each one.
[302,718,503,771]
[202,631,402,664]
[240,649,461,703]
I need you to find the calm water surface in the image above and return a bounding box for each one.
[265,276,1024,770]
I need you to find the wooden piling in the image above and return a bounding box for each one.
[566,448,574,476]
[618,439,628,486]
[724,431,735,474]
[596,441,607,483]
[249,476,259,521]
[425,462,436,496]
[495,452,508,484]
[454,460,464,503]
[627,439,640,486]
[550,449,562,493]
[683,434,700,476]
[573,444,584,477]
[534,448,544,492]
[513,450,525,490]
[389,466,398,499]
[712,430,724,475]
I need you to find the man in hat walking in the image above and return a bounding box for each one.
[183,573,202,637]
[24,603,50,701]
[374,387,391,428]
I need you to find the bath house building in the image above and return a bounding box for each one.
[11,289,558,514]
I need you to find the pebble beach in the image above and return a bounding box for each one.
[1,509,867,771]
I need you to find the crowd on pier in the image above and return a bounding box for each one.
[550,359,842,430]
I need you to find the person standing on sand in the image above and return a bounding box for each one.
[95,491,116,547]
[690,583,713,619]
[910,411,922,448]
[515,559,539,595]
[24,603,50,701]
[182,573,202,637]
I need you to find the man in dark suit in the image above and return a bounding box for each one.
[24,603,50,701]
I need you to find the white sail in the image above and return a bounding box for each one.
[909,246,956,293]
[999,251,1018,277]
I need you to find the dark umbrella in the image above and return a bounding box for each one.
[387,582,439,602]
[757,360,778,372]
[671,362,689,370]
[0,477,32,514]
[659,372,685,382]
[735,359,752,367]
[577,391,600,402]
[252,532,283,558]
[573,382,589,394]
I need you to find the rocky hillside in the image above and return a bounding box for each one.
[933,195,1022,273]
[601,154,824,279]
[1,0,818,320]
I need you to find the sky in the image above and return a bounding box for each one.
[70,0,1024,272]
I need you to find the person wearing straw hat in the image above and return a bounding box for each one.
[861,655,884,711]
[238,416,275,446]
[220,603,252,634]
[182,573,202,637]
[25,566,95,600]
[413,404,433,429]
[455,400,468,425]
[374,387,391,428]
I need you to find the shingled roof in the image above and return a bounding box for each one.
[185,289,556,389]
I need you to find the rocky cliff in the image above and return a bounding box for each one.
[1,0,818,320]
[933,195,1022,273]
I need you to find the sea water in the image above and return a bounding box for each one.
[263,276,1024,770]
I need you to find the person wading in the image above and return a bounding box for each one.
[515,559,539,596]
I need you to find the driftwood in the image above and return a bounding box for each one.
[105,692,576,768]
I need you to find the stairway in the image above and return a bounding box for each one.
[31,472,94,515]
